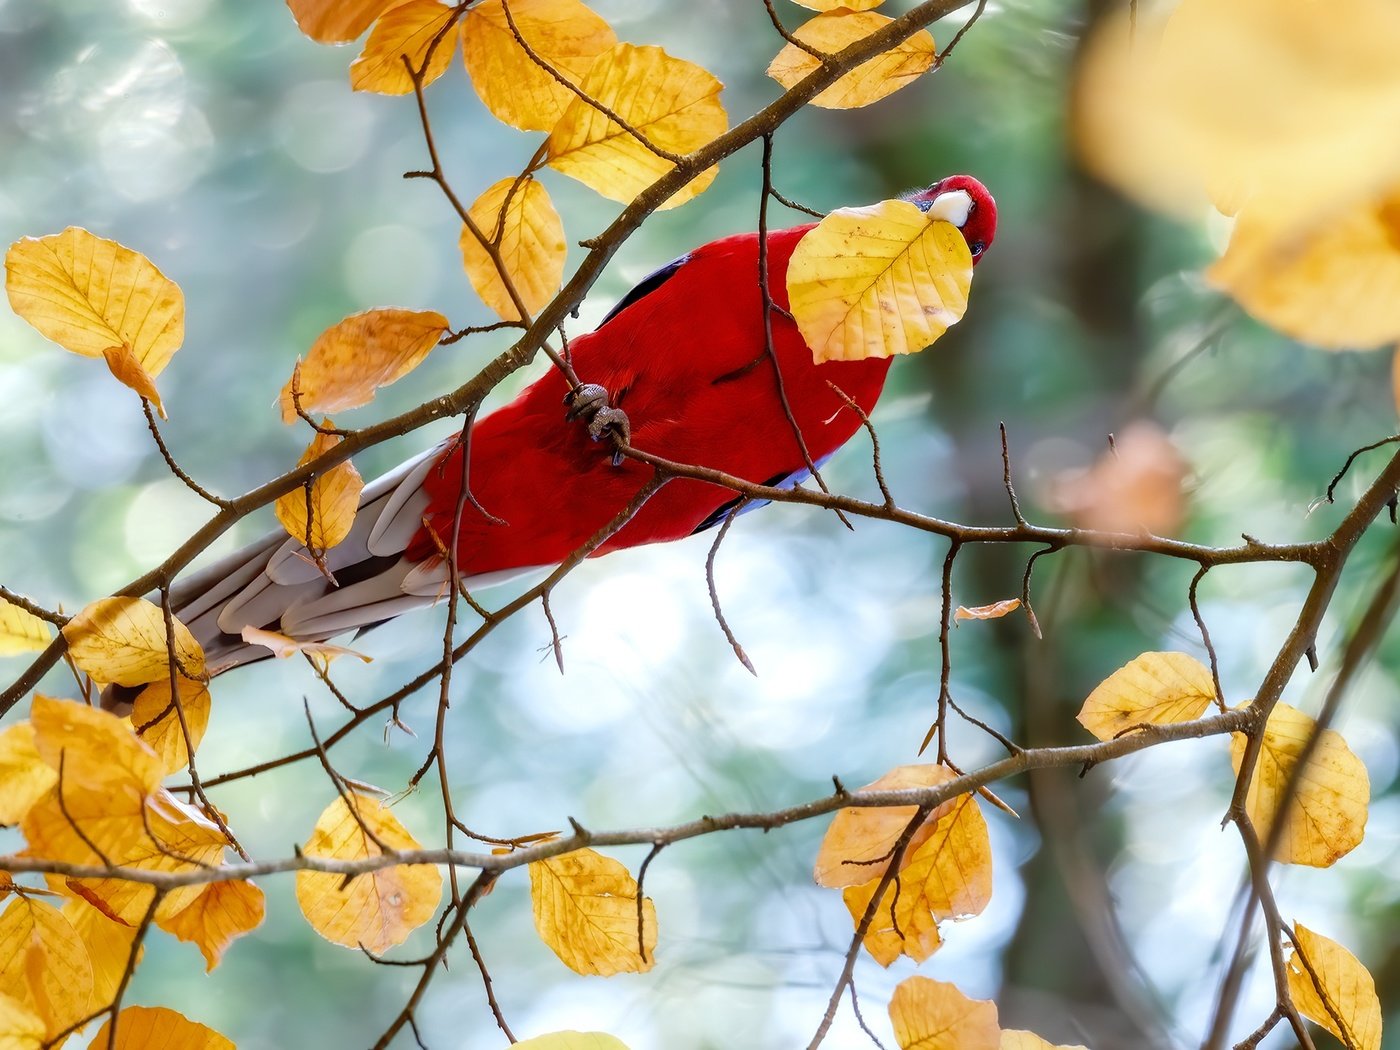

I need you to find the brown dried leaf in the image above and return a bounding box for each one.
[955,599,1022,622]
[530,848,656,976]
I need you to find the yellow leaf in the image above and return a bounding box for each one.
[529,848,656,976]
[545,43,726,210]
[278,308,448,422]
[513,1035,632,1050]
[240,626,372,669]
[30,695,164,796]
[350,0,458,95]
[1208,192,1400,351]
[4,228,184,392]
[889,976,1000,1050]
[130,676,212,776]
[273,429,365,557]
[814,764,956,888]
[791,0,885,9]
[767,10,935,110]
[1230,703,1369,867]
[0,991,45,1050]
[87,1006,234,1050]
[158,879,265,972]
[0,724,56,826]
[0,897,93,1041]
[1077,651,1215,742]
[285,0,406,43]
[1286,925,1382,1050]
[296,791,442,954]
[1076,0,1400,229]
[787,199,972,364]
[1000,1033,1089,1050]
[955,599,1021,622]
[102,343,167,418]
[61,898,143,1007]
[0,599,52,657]
[461,177,567,322]
[61,596,205,689]
[462,0,616,132]
[842,791,991,967]
[1049,422,1187,536]
[22,788,226,924]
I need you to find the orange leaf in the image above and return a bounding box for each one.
[0,897,93,1041]
[102,344,166,418]
[87,1005,234,1050]
[130,676,212,776]
[889,977,999,1050]
[350,0,458,95]
[285,0,406,43]
[30,694,163,796]
[61,897,144,1007]
[767,10,935,110]
[158,880,265,972]
[273,428,365,558]
[530,848,656,976]
[814,764,956,888]
[955,599,1022,622]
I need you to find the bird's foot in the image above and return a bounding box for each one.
[564,383,631,466]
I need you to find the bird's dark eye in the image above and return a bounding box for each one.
[970,241,986,256]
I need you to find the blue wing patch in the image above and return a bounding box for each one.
[690,454,834,535]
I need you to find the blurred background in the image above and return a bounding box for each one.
[2,1,1398,1047]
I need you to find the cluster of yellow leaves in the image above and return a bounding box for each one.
[4,229,185,417]
[787,199,974,364]
[1075,0,1400,351]
[0,697,250,1046]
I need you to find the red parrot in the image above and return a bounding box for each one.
[146,176,996,689]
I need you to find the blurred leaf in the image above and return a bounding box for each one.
[0,991,45,1050]
[0,724,56,826]
[240,627,372,669]
[0,897,93,1041]
[1230,703,1369,867]
[158,880,265,972]
[767,10,934,110]
[286,0,405,43]
[814,764,955,888]
[279,308,448,422]
[791,0,885,9]
[530,848,656,976]
[0,600,51,657]
[61,897,143,1007]
[61,597,205,689]
[296,791,442,954]
[274,429,365,559]
[30,694,163,795]
[513,1035,632,1050]
[462,0,616,132]
[1077,651,1215,742]
[1048,423,1186,536]
[5,228,184,410]
[787,199,971,364]
[87,1006,234,1050]
[1000,1033,1088,1050]
[1286,925,1381,1050]
[843,791,991,967]
[955,599,1021,623]
[351,0,458,95]
[545,43,725,209]
[131,677,212,776]
[461,177,567,321]
[889,976,999,1050]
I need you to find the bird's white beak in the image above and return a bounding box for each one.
[926,189,973,228]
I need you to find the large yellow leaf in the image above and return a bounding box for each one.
[889,977,1000,1050]
[1207,192,1400,351]
[350,0,458,95]
[0,991,45,1050]
[814,764,956,888]
[0,897,93,1041]
[1077,651,1215,741]
[461,177,567,322]
[530,848,657,976]
[514,1036,632,1050]
[462,0,616,132]
[1074,0,1400,229]
[285,0,405,43]
[5,228,184,412]
[1000,1034,1089,1050]
[30,694,163,796]
[87,1006,234,1050]
[842,791,991,967]
[0,724,56,826]
[61,898,143,1007]
[296,791,442,954]
[545,43,726,210]
[0,600,51,657]
[787,199,972,364]
[279,308,448,422]
[130,676,212,776]
[61,596,205,689]
[158,879,265,972]
[1286,925,1382,1050]
[767,10,935,110]
[1230,703,1369,867]
[274,429,365,558]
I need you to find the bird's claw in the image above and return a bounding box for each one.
[564,383,631,466]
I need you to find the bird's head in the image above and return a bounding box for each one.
[905,174,997,265]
